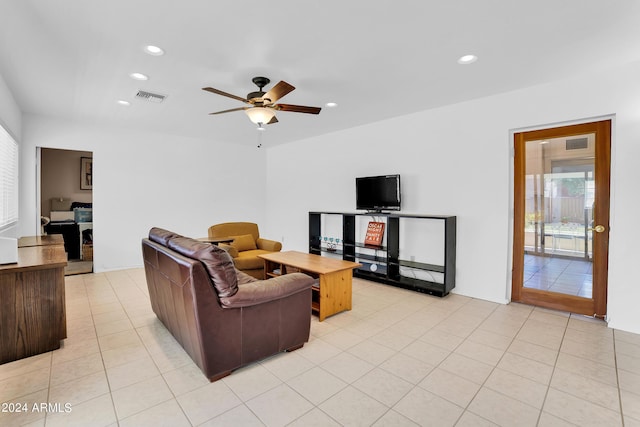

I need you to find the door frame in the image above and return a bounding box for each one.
[511,119,611,317]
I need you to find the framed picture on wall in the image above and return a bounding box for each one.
[81,157,92,190]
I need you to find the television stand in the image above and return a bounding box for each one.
[309,212,456,297]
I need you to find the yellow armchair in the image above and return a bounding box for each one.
[208,222,282,279]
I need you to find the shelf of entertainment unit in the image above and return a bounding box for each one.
[354,252,387,264]
[353,242,387,251]
[309,211,456,297]
[310,246,345,256]
[393,260,445,274]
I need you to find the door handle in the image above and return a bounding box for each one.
[588,225,606,233]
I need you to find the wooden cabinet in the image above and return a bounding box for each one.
[309,212,456,297]
[0,240,67,364]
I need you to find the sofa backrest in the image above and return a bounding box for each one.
[149,227,182,246]
[142,237,212,372]
[167,236,238,298]
[148,228,238,298]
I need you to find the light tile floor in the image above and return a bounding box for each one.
[1,268,639,426]
[523,254,593,298]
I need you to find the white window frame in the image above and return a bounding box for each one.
[0,124,18,231]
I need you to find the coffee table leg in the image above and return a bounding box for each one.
[318,270,353,321]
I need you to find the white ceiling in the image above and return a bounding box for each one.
[1,1,639,147]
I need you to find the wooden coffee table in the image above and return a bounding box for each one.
[259,251,361,321]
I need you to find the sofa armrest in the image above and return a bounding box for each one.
[256,238,282,252]
[219,243,239,258]
[219,273,313,308]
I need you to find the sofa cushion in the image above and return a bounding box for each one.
[236,269,258,285]
[234,249,273,270]
[218,243,239,258]
[220,272,314,308]
[167,237,238,298]
[231,234,257,252]
[149,227,182,246]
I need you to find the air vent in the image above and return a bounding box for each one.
[135,90,166,103]
[566,137,588,150]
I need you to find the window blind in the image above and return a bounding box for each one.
[0,125,18,230]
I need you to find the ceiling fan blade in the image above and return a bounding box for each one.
[209,107,248,115]
[202,87,250,104]
[263,81,295,104]
[267,116,278,125]
[274,104,321,114]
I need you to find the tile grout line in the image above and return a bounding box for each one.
[85,273,122,426]
[534,311,570,427]
[450,302,536,426]
[47,274,102,425]
[44,328,55,426]
[104,270,193,426]
[613,329,626,427]
[269,289,433,426]
[554,315,626,420]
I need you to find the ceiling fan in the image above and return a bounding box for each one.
[202,77,321,128]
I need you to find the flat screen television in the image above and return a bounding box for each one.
[356,174,401,212]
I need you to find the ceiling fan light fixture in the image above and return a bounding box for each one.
[245,107,275,125]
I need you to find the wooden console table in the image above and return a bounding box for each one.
[0,238,67,364]
[18,234,64,248]
[259,251,361,321]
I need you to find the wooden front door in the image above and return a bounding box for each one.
[512,120,611,317]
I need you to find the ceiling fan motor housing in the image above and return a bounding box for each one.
[252,76,270,88]
[248,77,270,103]
[247,91,266,102]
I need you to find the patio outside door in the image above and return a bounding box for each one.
[512,120,611,317]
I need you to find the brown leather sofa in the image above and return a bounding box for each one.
[142,227,313,382]
[208,222,282,279]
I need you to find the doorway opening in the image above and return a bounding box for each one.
[512,120,611,317]
[40,148,93,275]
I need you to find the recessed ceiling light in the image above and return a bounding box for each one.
[130,72,148,81]
[325,102,338,108]
[117,100,131,106]
[144,45,164,56]
[457,54,478,65]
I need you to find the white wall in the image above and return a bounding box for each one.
[265,60,640,335]
[19,115,267,271]
[0,74,20,141]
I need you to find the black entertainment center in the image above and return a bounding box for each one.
[309,211,456,297]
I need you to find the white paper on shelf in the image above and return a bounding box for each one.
[0,237,18,264]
